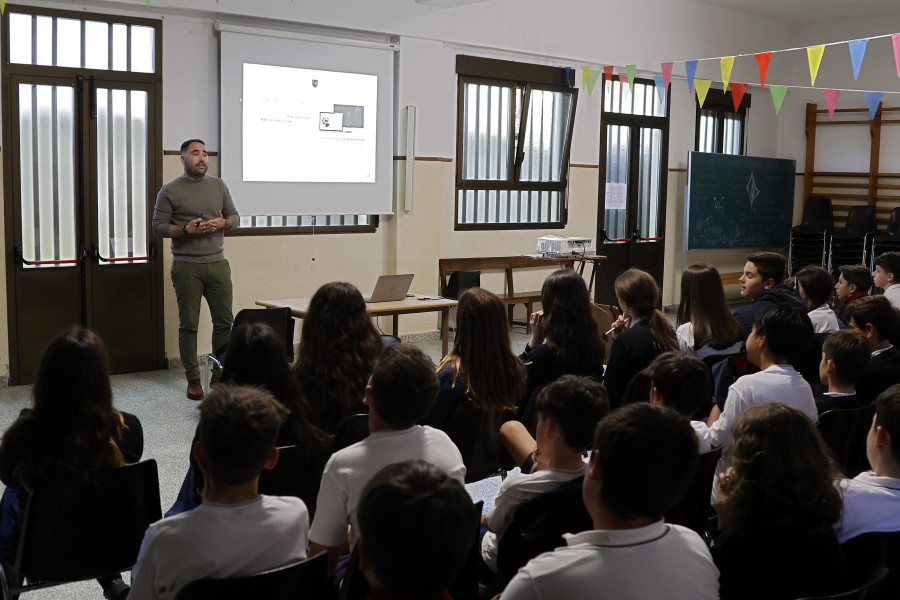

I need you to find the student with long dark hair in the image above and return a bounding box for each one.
[292,282,384,433]
[796,265,839,333]
[0,327,142,600]
[676,264,743,360]
[605,268,678,407]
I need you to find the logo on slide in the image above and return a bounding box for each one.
[312,79,318,88]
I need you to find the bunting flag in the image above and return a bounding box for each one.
[808,45,825,85]
[585,69,601,96]
[695,79,712,108]
[618,71,630,90]
[894,34,900,78]
[770,85,788,115]
[685,60,698,95]
[754,52,772,89]
[581,67,592,91]
[661,62,673,92]
[865,91,883,119]
[653,75,666,104]
[626,65,637,88]
[848,39,868,80]
[721,56,734,92]
[823,89,841,118]
[730,83,748,111]
[0,0,6,14]
[603,65,614,81]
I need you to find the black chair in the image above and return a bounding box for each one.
[794,567,889,600]
[331,414,370,454]
[842,532,900,600]
[829,206,877,278]
[817,405,874,477]
[665,446,722,535]
[174,553,328,600]
[258,443,330,520]
[873,207,900,258]
[0,460,162,599]
[443,401,506,483]
[790,196,834,274]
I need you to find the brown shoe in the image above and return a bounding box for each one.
[187,379,204,401]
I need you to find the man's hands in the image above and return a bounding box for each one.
[198,210,229,234]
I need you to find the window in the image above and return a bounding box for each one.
[455,56,577,229]
[695,88,749,155]
[234,214,376,235]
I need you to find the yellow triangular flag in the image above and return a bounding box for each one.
[721,57,734,92]
[695,79,712,108]
[581,67,592,91]
[808,45,825,86]
[0,0,6,14]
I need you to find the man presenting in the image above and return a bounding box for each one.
[153,139,239,400]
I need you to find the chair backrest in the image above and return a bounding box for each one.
[442,401,505,483]
[844,206,877,237]
[331,414,370,454]
[258,443,330,519]
[174,553,328,600]
[229,307,295,362]
[802,196,835,231]
[887,207,900,237]
[794,567,889,600]
[18,460,161,582]
[816,404,874,477]
[591,303,620,365]
[841,532,900,600]
[665,446,723,534]
[446,270,481,300]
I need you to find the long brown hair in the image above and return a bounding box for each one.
[540,269,605,370]
[728,402,842,531]
[677,263,743,350]
[614,269,678,353]
[437,288,524,411]
[1,327,124,493]
[292,282,383,433]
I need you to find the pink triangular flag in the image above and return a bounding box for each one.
[894,34,900,78]
[603,66,614,81]
[618,72,629,88]
[823,89,842,118]
[754,52,772,90]
[730,83,748,112]
[661,62,673,92]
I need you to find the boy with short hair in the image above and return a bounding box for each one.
[873,251,900,309]
[845,295,900,403]
[835,384,900,542]
[733,252,805,338]
[486,376,609,571]
[815,330,871,414]
[308,344,466,573]
[357,461,478,599]
[501,403,719,600]
[835,264,872,323]
[647,351,714,452]
[128,386,309,600]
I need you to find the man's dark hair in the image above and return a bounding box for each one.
[197,385,288,485]
[753,303,814,365]
[180,139,205,155]
[875,384,900,458]
[845,295,900,343]
[370,344,439,428]
[746,251,787,285]
[822,330,871,387]
[874,251,900,278]
[646,351,712,417]
[839,264,873,293]
[357,460,477,595]
[796,265,834,308]
[590,403,698,520]
[534,375,610,452]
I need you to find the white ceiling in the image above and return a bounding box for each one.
[690,0,900,25]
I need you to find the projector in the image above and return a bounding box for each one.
[537,235,596,255]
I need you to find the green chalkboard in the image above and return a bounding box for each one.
[686,152,796,250]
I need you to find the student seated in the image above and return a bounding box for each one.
[796,265,839,334]
[486,376,609,572]
[128,385,309,600]
[845,295,900,403]
[356,461,478,600]
[815,330,871,415]
[501,403,718,600]
[713,403,847,600]
[873,251,900,309]
[675,263,744,362]
[732,252,804,338]
[835,384,900,543]
[647,351,714,451]
[307,344,466,574]
[835,264,872,324]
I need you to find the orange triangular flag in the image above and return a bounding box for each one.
[730,83,748,111]
[754,52,772,90]
[603,65,614,81]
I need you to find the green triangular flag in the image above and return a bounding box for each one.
[626,65,636,89]
[770,85,788,115]
[585,70,601,96]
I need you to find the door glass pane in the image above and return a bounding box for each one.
[520,89,573,183]
[698,109,717,153]
[17,83,77,269]
[56,18,82,69]
[636,127,663,239]
[604,79,667,117]
[111,24,128,71]
[85,21,109,70]
[35,16,53,66]
[604,125,629,239]
[130,25,155,73]
[723,113,742,155]
[9,13,33,64]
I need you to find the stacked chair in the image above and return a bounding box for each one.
[872,207,900,259]
[789,196,833,275]
[828,206,877,279]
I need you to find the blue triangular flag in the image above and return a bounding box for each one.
[848,39,868,81]
[865,91,883,119]
[653,75,666,104]
[685,60,698,95]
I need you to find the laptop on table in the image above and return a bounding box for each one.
[364,274,415,303]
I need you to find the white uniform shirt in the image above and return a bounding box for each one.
[692,420,713,453]
[884,284,900,310]
[808,304,839,334]
[501,521,719,600]
[676,322,742,360]
[835,472,900,543]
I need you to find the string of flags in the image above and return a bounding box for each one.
[580,33,900,120]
